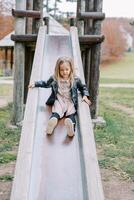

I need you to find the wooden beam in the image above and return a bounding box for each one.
[12,9,41,18]
[78,12,105,20]
[11,34,104,44]
[79,35,104,44]
[11,34,37,42]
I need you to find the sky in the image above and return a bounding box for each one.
[103,0,134,18]
[56,0,134,18]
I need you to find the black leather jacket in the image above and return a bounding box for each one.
[35,76,89,110]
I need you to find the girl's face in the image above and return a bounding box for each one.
[59,62,71,80]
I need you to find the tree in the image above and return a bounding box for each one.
[101,18,127,63]
[0,16,14,39]
[44,0,62,18]
[0,0,14,39]
[44,0,50,12]
[54,0,62,18]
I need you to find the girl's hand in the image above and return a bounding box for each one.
[28,83,35,89]
[82,96,92,106]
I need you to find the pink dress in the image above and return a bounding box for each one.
[52,79,76,118]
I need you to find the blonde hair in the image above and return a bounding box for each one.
[54,57,75,86]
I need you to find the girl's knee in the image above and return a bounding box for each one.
[50,112,60,120]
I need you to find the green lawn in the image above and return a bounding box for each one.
[100,52,134,83]
[95,88,134,181]
[100,88,134,109]
[97,54,134,180]
[0,104,20,166]
[0,83,20,182]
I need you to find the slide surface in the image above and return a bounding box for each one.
[29,34,84,200]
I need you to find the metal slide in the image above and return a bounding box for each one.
[10,26,104,200]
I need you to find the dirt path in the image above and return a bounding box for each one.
[0,162,15,200]
[101,168,134,200]
[0,79,13,107]
[0,97,12,108]
[0,81,14,200]
[111,103,134,118]
[0,80,13,84]
[1,161,134,200]
[100,83,134,88]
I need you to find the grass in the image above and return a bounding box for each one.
[100,52,134,83]
[0,174,14,181]
[97,53,134,180]
[0,104,20,165]
[0,153,16,164]
[0,68,3,76]
[100,88,134,109]
[95,88,134,181]
[0,84,13,96]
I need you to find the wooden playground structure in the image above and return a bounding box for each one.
[11,0,105,199]
[11,0,104,124]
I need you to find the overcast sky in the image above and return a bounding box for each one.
[57,0,134,18]
[103,0,133,18]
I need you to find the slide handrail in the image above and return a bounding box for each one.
[70,26,104,200]
[10,26,47,200]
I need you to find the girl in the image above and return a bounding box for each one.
[29,57,91,137]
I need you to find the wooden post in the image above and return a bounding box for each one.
[1,49,4,74]
[77,0,86,90]
[24,46,34,103]
[84,0,94,34]
[70,18,75,26]
[83,0,94,91]
[4,48,8,76]
[24,0,34,104]
[24,0,43,104]
[43,16,49,33]
[10,47,14,70]
[12,0,26,124]
[76,0,84,35]
[89,0,103,118]
[32,0,43,34]
[26,0,33,34]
